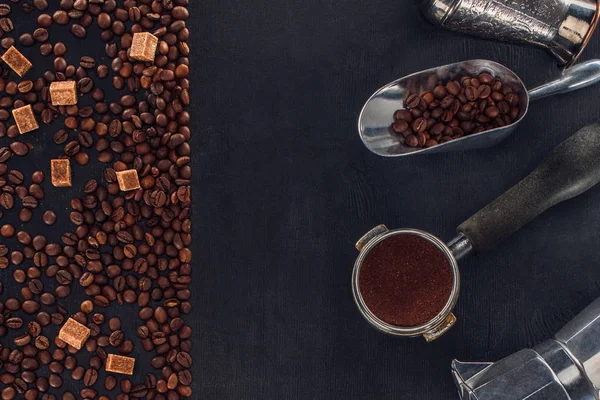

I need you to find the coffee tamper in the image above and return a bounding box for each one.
[418,0,600,67]
[452,297,600,399]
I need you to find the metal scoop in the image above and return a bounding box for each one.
[358,59,600,157]
[353,120,600,340]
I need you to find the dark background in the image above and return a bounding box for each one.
[197,1,600,399]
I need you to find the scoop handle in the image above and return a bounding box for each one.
[457,121,600,253]
[528,59,600,101]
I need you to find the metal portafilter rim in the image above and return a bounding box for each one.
[352,227,461,340]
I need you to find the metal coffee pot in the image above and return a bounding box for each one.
[418,0,600,66]
[453,297,600,399]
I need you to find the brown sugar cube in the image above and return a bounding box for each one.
[50,81,78,105]
[57,318,90,350]
[130,32,158,62]
[12,104,38,134]
[116,169,141,191]
[105,354,135,375]
[51,159,72,187]
[1,46,32,77]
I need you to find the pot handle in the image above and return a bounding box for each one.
[457,121,600,253]
[528,59,600,101]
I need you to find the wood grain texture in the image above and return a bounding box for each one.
[197,0,600,398]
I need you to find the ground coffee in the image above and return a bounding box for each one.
[358,234,453,327]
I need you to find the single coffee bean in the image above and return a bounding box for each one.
[55,270,72,285]
[410,117,425,133]
[27,279,43,294]
[108,330,123,346]
[479,73,493,84]
[0,193,13,209]
[22,196,38,209]
[53,129,68,144]
[28,321,41,337]
[22,300,40,314]
[6,317,23,329]
[404,94,420,109]
[83,368,98,387]
[478,85,491,99]
[391,120,408,134]
[0,18,14,32]
[176,351,192,368]
[71,24,86,38]
[77,77,93,93]
[485,106,500,118]
[33,28,49,42]
[42,211,56,225]
[0,4,10,16]
[465,86,478,101]
[80,56,95,69]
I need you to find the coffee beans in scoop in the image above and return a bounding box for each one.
[391,73,522,148]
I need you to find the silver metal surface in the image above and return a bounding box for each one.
[554,297,600,396]
[352,228,460,339]
[529,59,600,100]
[447,234,473,261]
[452,297,600,399]
[452,350,570,399]
[419,0,599,66]
[358,59,600,157]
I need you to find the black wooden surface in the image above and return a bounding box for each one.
[197,2,600,399]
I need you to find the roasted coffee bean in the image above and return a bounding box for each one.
[53,129,68,144]
[55,270,72,285]
[22,300,40,314]
[0,3,194,391]
[22,196,38,208]
[71,24,86,38]
[35,336,50,350]
[0,18,13,32]
[176,351,192,368]
[42,211,56,225]
[105,375,117,390]
[391,119,408,134]
[94,295,109,307]
[404,94,421,109]
[33,0,48,10]
[5,317,23,329]
[83,368,98,386]
[48,374,62,388]
[109,330,123,346]
[33,28,49,42]
[0,193,13,209]
[390,74,521,148]
[80,56,96,69]
[78,77,93,93]
[28,279,43,294]
[0,4,10,17]
[27,321,41,337]
[485,106,500,118]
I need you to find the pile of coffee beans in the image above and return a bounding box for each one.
[391,73,522,148]
[0,0,192,399]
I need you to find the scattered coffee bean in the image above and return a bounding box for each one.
[0,4,193,397]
